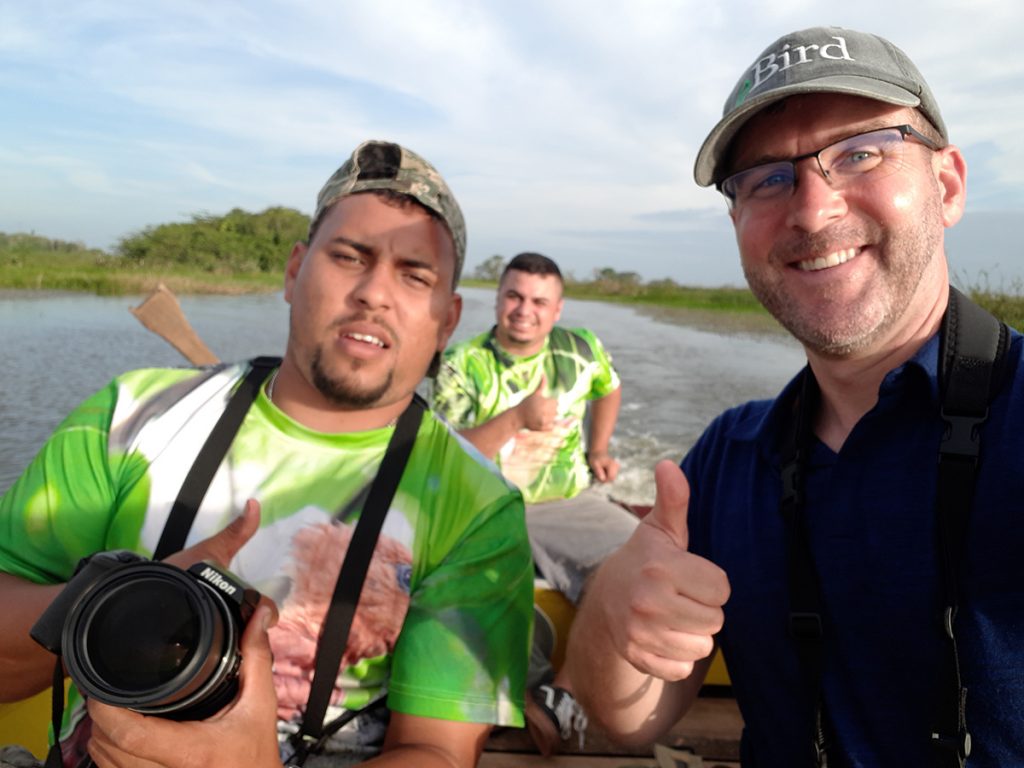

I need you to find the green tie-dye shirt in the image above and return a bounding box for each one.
[431,326,620,504]
[0,362,532,743]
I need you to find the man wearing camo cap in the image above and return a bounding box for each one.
[310,140,467,286]
[0,140,533,768]
[570,27,1024,767]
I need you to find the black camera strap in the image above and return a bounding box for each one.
[287,395,425,765]
[42,359,425,767]
[931,288,1008,766]
[154,356,281,560]
[779,369,829,768]
[779,287,1008,767]
[42,659,65,768]
[147,357,427,762]
[147,354,426,764]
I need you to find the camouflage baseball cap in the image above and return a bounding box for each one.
[312,140,467,285]
[694,27,947,187]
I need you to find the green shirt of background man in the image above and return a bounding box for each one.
[432,325,620,503]
[429,254,629,758]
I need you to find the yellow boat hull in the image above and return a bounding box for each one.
[534,586,731,686]
[0,590,728,760]
[0,689,52,760]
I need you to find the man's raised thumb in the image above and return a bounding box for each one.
[646,460,691,551]
[206,498,261,566]
[533,372,548,395]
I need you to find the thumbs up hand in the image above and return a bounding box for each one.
[517,372,559,432]
[646,460,692,550]
[164,498,262,571]
[162,498,280,633]
[590,460,730,681]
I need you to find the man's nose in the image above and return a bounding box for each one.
[784,160,848,233]
[352,264,394,308]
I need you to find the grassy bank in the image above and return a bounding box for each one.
[0,267,280,295]
[0,210,301,295]
[460,279,764,312]
[0,260,282,292]
[0,256,282,295]
[465,278,1024,331]
[0,229,285,295]
[9,262,1024,330]
[4,234,1019,331]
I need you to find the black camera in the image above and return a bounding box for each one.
[31,551,260,721]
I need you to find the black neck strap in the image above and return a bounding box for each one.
[780,369,829,767]
[931,287,1007,765]
[288,395,425,763]
[779,287,1008,768]
[151,357,426,764]
[150,357,425,762]
[154,356,280,560]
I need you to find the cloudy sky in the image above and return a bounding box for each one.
[2,1,1022,288]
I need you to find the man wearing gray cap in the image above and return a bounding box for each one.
[568,27,1024,767]
[0,140,532,767]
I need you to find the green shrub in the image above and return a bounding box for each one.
[116,207,308,273]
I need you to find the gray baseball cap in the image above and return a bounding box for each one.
[694,27,947,187]
[312,140,467,285]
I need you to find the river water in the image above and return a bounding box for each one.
[1,287,806,501]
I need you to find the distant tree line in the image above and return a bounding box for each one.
[116,207,309,273]
[468,255,763,312]
[5,223,1023,328]
[0,208,310,274]
[471,254,507,281]
[0,232,88,252]
[0,233,105,264]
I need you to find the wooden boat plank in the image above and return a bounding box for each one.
[485,694,741,763]
[480,755,740,767]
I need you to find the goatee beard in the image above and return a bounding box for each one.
[310,347,392,408]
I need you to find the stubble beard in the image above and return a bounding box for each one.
[745,197,943,358]
[496,321,537,353]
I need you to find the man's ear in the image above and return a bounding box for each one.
[935,145,967,229]
[284,241,308,304]
[437,292,463,352]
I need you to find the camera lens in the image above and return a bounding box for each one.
[84,579,202,691]
[62,561,241,720]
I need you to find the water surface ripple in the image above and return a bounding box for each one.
[2,287,805,502]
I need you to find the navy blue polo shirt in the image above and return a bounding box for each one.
[682,330,1024,767]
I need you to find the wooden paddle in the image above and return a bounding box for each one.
[130,283,221,366]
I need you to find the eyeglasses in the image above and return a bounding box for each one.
[718,124,941,210]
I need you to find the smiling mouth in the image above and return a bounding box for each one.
[795,247,860,272]
[507,319,535,333]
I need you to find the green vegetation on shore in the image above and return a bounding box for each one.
[468,259,1024,331]
[0,208,305,295]
[4,212,1024,329]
